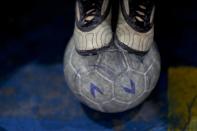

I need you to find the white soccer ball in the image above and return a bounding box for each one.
[64,37,160,113]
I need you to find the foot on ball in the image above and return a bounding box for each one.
[74,0,113,55]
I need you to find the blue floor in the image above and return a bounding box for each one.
[0,62,167,131]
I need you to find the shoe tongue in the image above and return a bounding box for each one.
[123,0,130,15]
[101,0,109,15]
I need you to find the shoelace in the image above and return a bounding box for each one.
[132,0,154,26]
[80,0,103,25]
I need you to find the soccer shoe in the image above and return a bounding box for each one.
[74,0,112,55]
[116,0,155,53]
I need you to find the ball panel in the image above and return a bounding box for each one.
[64,39,80,94]
[96,48,127,81]
[70,47,99,74]
[125,53,148,74]
[144,44,161,92]
[145,64,160,92]
[101,99,129,113]
[114,70,145,103]
[76,93,104,112]
[123,43,160,77]
[80,71,113,103]
[127,91,151,108]
[143,44,160,73]
[64,68,80,94]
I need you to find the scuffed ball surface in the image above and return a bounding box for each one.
[64,38,160,113]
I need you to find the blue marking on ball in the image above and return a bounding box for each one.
[122,80,136,94]
[90,83,103,98]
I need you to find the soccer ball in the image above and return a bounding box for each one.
[63,37,160,113]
